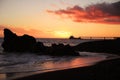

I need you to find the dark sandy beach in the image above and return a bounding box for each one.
[13,57,120,80]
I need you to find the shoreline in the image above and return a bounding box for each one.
[0,52,119,80]
[11,56,120,80]
[0,49,119,79]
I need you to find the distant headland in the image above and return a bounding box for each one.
[69,36,81,39]
[69,35,118,40]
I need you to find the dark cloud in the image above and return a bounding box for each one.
[47,1,120,24]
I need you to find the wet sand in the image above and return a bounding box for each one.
[14,57,120,80]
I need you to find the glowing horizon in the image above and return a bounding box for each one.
[0,0,120,38]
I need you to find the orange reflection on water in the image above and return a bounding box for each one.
[2,56,107,80]
[0,74,6,80]
[41,56,106,70]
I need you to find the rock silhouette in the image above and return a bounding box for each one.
[1,28,79,56]
[49,44,79,56]
[33,42,48,53]
[2,28,36,52]
[74,39,120,54]
[69,36,81,39]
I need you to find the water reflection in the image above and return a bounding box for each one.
[0,52,117,80]
[41,56,106,70]
[0,74,6,80]
[6,56,107,80]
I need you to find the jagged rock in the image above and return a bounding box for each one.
[2,28,36,52]
[49,43,79,56]
[33,42,47,53]
[1,28,80,56]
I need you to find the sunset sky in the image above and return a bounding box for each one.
[0,0,120,38]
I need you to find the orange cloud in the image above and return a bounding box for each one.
[47,1,120,24]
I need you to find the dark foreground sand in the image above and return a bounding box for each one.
[14,57,120,80]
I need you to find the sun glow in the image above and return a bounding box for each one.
[0,0,120,38]
[54,31,71,38]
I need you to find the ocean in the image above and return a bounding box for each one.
[0,38,118,80]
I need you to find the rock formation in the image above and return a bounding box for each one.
[69,36,81,39]
[74,39,120,54]
[2,28,36,52]
[1,28,79,56]
[49,44,79,56]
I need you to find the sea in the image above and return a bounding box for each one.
[0,38,118,80]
